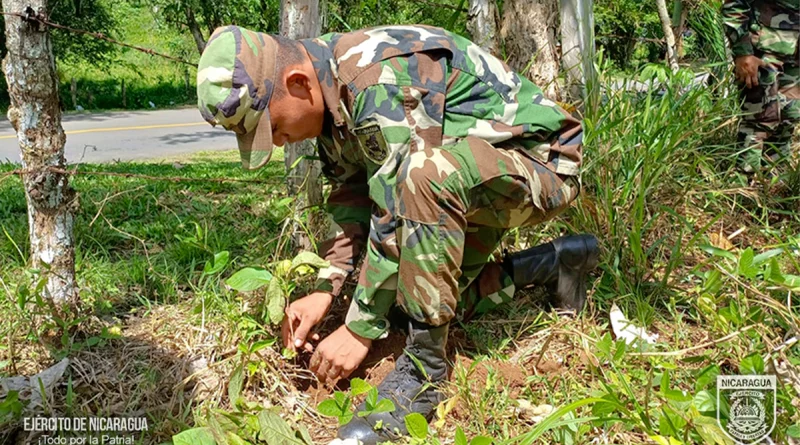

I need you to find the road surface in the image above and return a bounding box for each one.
[0,108,237,164]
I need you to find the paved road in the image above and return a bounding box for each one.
[0,108,237,164]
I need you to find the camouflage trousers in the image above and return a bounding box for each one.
[738,49,800,172]
[353,136,580,329]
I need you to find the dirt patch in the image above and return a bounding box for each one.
[454,355,529,399]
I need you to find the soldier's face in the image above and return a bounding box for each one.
[268,69,325,147]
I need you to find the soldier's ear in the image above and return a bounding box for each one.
[285,70,312,98]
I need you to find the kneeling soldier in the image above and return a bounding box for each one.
[196,25,599,443]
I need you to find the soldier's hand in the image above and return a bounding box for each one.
[282,291,334,352]
[310,325,372,383]
[734,55,764,89]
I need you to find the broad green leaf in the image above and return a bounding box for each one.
[173,427,217,445]
[250,338,277,354]
[663,388,692,403]
[470,437,493,445]
[372,398,395,414]
[228,363,244,406]
[692,390,715,414]
[266,278,286,325]
[366,387,378,409]
[455,427,468,445]
[226,432,248,445]
[257,410,304,444]
[596,332,613,358]
[787,424,800,438]
[699,245,736,260]
[702,270,723,295]
[204,251,230,275]
[766,258,784,284]
[695,365,720,391]
[207,415,229,445]
[737,247,757,279]
[338,411,353,426]
[290,251,329,272]
[739,354,764,375]
[781,274,800,291]
[334,391,347,405]
[227,268,273,292]
[350,378,371,397]
[694,416,734,445]
[317,399,342,417]
[753,248,783,265]
[404,413,429,440]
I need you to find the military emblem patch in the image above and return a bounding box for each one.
[717,375,776,444]
[353,122,389,164]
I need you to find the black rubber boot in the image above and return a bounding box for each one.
[337,320,448,444]
[503,234,599,313]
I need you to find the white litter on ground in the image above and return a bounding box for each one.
[609,304,659,346]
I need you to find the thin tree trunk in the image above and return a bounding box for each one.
[3,0,78,303]
[656,0,680,72]
[280,0,323,252]
[560,0,597,104]
[671,0,687,60]
[185,7,206,54]
[467,0,501,56]
[500,0,561,100]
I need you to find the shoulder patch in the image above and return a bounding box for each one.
[353,121,389,164]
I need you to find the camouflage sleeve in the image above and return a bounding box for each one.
[343,56,446,340]
[722,0,755,56]
[312,137,372,297]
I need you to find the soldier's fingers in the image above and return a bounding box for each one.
[316,358,332,382]
[293,316,315,349]
[281,316,294,349]
[309,350,322,373]
[327,365,343,382]
[303,342,315,353]
[311,333,320,341]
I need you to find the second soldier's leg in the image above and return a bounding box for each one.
[739,78,773,173]
[772,60,800,165]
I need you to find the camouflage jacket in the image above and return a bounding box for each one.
[299,25,582,339]
[722,0,800,58]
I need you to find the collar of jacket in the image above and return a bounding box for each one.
[300,37,349,129]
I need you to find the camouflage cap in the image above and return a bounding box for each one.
[197,26,278,170]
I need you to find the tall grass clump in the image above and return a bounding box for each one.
[571,63,740,306]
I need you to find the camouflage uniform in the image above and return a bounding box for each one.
[723,0,800,171]
[301,26,583,340]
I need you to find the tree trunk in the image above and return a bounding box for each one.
[500,0,561,100]
[467,0,501,56]
[656,0,680,73]
[3,0,78,303]
[185,6,206,54]
[280,0,323,252]
[671,0,687,61]
[560,0,597,103]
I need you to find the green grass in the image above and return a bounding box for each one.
[1,64,799,445]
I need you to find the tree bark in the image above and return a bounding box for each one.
[500,0,561,100]
[467,0,501,56]
[280,0,323,252]
[3,0,78,303]
[671,0,687,61]
[185,6,206,55]
[560,0,597,103]
[656,0,680,73]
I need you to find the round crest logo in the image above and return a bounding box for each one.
[717,375,776,444]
